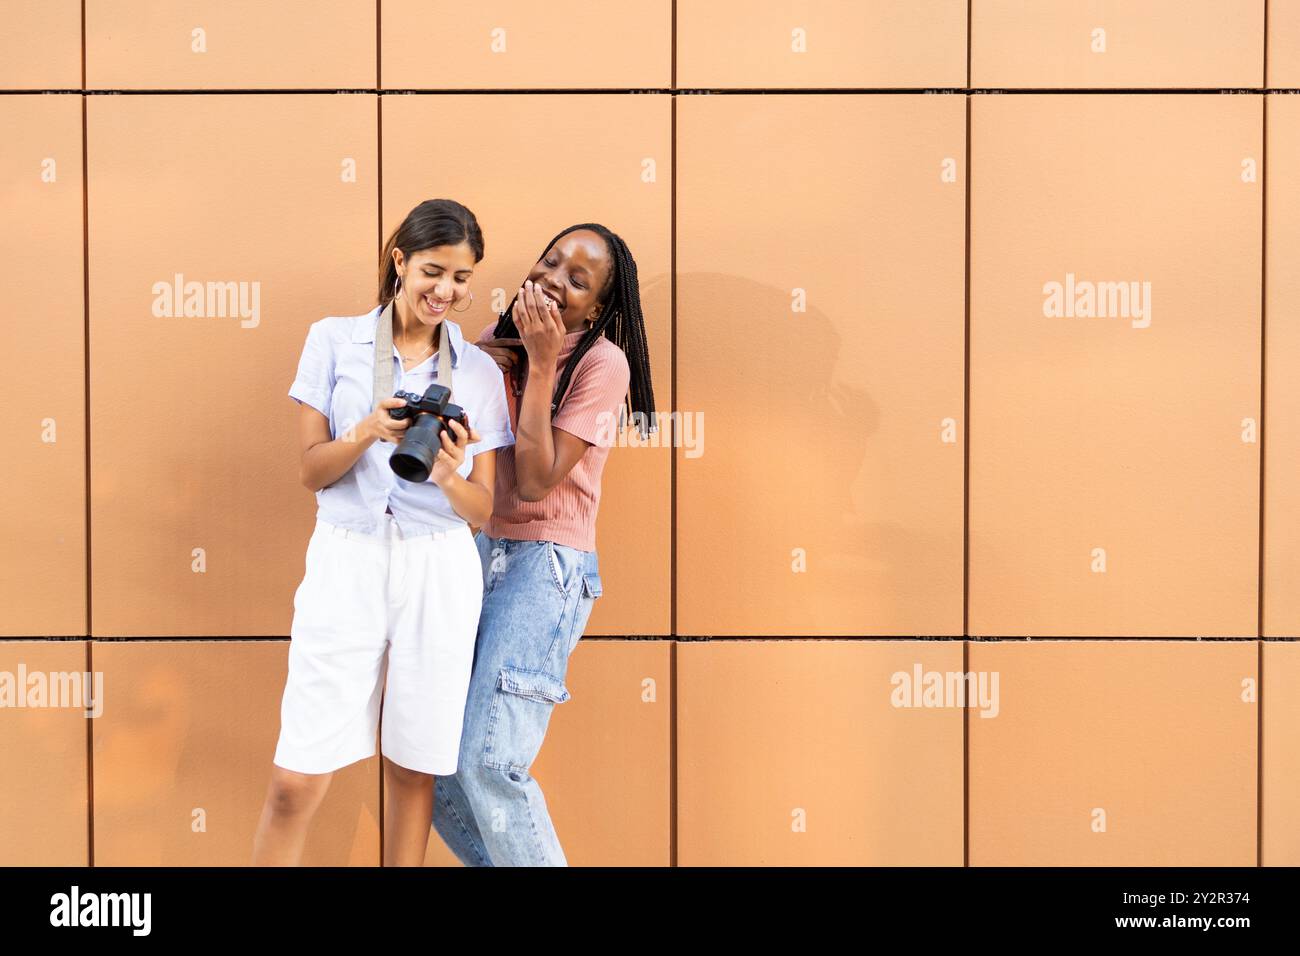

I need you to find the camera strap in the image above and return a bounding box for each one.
[372,298,453,410]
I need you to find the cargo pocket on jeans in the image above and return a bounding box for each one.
[482,664,571,775]
[563,572,603,657]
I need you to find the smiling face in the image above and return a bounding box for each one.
[393,241,476,325]
[525,229,613,333]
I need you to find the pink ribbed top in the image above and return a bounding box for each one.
[477,324,631,552]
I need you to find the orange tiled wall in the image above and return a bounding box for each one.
[1,0,1297,866]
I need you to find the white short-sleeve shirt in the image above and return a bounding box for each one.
[289,305,514,536]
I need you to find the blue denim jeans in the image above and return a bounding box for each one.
[431,532,602,866]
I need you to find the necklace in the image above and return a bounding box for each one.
[394,323,436,363]
[397,339,434,363]
[392,298,438,363]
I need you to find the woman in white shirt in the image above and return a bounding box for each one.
[252,199,514,866]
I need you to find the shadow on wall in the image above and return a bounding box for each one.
[90,644,379,866]
[676,270,952,629]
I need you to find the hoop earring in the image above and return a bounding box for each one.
[452,290,474,313]
[392,273,403,301]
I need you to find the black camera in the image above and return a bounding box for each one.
[387,383,470,483]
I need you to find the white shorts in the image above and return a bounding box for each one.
[273,513,483,776]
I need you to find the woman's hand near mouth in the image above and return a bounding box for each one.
[507,277,594,502]
[514,278,566,369]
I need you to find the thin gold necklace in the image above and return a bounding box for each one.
[397,338,434,363]
[394,319,435,363]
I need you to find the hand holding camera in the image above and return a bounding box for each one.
[427,416,482,487]
[386,383,481,484]
[364,396,413,445]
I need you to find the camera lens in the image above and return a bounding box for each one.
[390,411,446,482]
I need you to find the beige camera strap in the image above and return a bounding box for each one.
[373,298,453,409]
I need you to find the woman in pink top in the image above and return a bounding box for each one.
[431,223,655,866]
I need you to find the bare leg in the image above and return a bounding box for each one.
[383,756,435,866]
[251,765,334,866]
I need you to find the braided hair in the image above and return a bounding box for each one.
[492,223,656,439]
